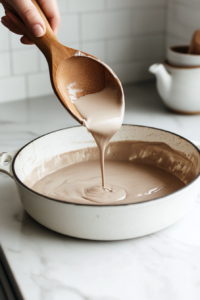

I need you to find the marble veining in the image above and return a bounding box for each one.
[0,83,200,300]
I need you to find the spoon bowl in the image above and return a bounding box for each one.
[56,55,123,124]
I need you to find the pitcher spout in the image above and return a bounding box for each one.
[149,64,172,100]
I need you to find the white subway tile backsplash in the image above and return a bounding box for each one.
[69,0,105,12]
[166,34,188,48]
[107,35,164,63]
[0,76,26,103]
[0,4,4,18]
[0,52,10,77]
[166,1,200,47]
[0,5,9,51]
[81,10,131,40]
[10,32,35,50]
[12,49,38,75]
[131,8,165,35]
[10,33,24,50]
[57,0,68,14]
[0,25,9,52]
[57,14,79,44]
[107,0,166,9]
[3,0,196,104]
[168,2,200,29]
[38,52,48,72]
[28,73,53,98]
[169,0,200,10]
[65,42,80,50]
[81,40,106,61]
[167,16,193,44]
[110,59,155,84]
[0,4,4,17]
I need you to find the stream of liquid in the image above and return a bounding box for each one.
[74,86,125,200]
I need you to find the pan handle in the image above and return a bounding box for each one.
[0,151,18,178]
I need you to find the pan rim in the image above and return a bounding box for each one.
[12,124,200,207]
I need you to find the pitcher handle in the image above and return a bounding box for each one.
[0,150,18,178]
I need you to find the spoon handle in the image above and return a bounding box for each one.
[188,30,200,55]
[1,0,68,60]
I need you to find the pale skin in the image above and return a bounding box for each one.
[0,0,60,44]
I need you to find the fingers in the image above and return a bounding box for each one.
[20,35,33,45]
[1,12,34,44]
[6,0,46,37]
[1,15,22,34]
[38,0,60,34]
[1,0,60,45]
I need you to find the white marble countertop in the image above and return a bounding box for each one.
[1,82,200,300]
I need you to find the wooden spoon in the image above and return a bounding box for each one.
[1,0,123,124]
[188,30,200,55]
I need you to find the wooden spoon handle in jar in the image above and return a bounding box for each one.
[188,30,200,55]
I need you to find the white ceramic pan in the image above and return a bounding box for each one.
[0,125,200,240]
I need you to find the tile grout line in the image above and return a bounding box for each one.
[37,48,42,72]
[163,0,169,57]
[78,12,82,50]
[104,0,108,10]
[63,5,166,15]
[25,74,29,100]
[167,15,198,31]
[0,32,166,55]
[8,32,13,76]
[80,32,166,44]
[170,0,200,11]
[104,39,108,63]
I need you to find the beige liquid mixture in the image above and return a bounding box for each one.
[29,141,191,205]
[32,159,184,205]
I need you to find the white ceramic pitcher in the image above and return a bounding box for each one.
[149,62,200,114]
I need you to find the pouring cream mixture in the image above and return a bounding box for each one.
[73,86,126,201]
[30,60,187,205]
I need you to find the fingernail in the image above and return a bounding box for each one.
[32,24,44,37]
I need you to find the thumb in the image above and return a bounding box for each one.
[8,0,46,37]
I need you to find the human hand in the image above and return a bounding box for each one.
[1,0,60,45]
